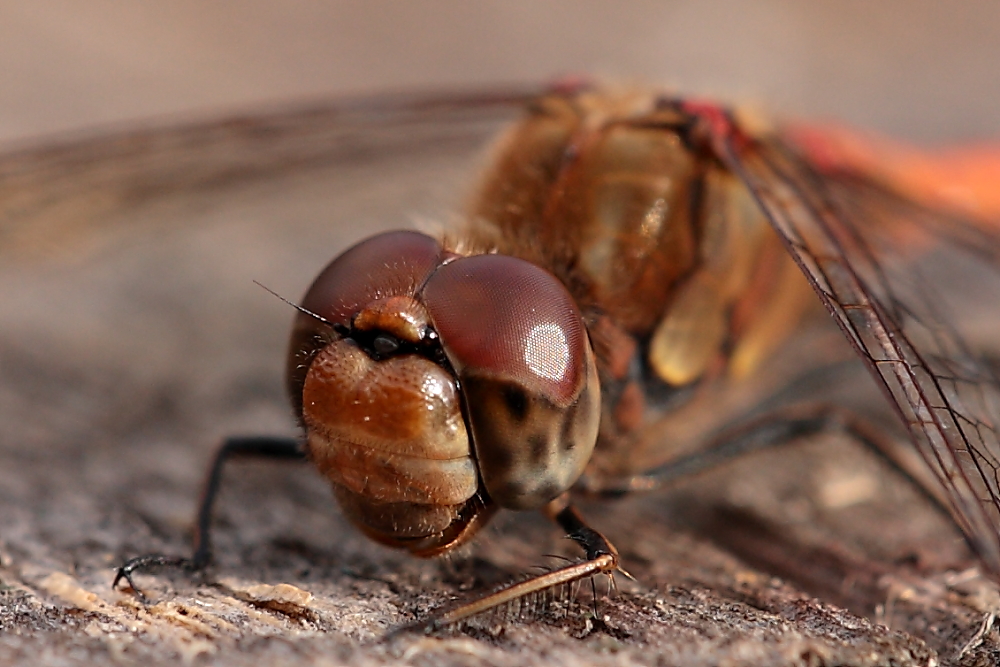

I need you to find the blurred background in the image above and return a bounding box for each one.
[3,0,1000,147]
[4,2,1000,662]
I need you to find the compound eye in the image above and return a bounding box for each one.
[299,230,444,328]
[421,254,600,510]
[287,231,444,416]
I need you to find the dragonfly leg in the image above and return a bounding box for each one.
[112,436,306,601]
[420,493,620,631]
[579,405,952,521]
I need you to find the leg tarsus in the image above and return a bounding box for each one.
[112,435,306,600]
[112,555,194,602]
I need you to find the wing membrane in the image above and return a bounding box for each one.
[0,88,534,262]
[721,128,1000,575]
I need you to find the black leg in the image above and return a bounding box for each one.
[113,436,306,601]
[578,405,954,528]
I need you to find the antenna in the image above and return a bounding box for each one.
[253,280,339,330]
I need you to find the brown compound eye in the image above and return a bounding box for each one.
[286,230,445,416]
[421,254,601,510]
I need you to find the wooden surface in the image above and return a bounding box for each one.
[2,95,1000,667]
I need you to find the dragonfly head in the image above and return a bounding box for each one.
[287,231,600,556]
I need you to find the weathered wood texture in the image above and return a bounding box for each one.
[1,99,998,667]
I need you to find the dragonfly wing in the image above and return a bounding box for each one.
[720,126,1000,576]
[0,88,534,263]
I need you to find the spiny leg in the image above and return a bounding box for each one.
[421,493,620,631]
[113,436,306,600]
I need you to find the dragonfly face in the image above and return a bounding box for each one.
[288,229,600,555]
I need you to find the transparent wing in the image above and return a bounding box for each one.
[719,125,1000,575]
[0,88,533,262]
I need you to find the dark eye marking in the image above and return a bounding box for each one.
[479,440,513,473]
[559,401,590,452]
[529,433,549,462]
[560,407,577,451]
[502,385,529,422]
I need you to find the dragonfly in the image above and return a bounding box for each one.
[101,84,1000,630]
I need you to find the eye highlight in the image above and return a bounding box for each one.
[420,253,589,406]
[524,322,571,382]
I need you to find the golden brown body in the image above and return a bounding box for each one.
[463,91,816,477]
